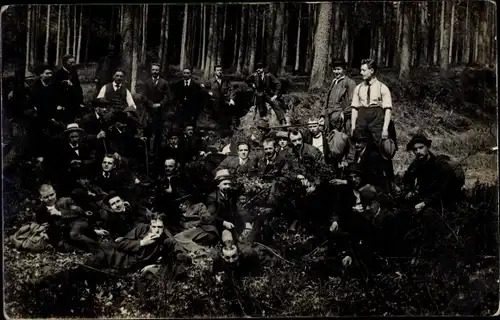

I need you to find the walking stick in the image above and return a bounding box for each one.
[143,138,149,178]
[102,139,108,154]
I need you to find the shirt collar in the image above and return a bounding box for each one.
[70,143,79,148]
[95,111,100,120]
[366,77,378,86]
[113,82,121,89]
[62,66,71,73]
[334,76,345,83]
[313,132,323,139]
[153,76,159,81]
[41,79,49,87]
[239,157,248,165]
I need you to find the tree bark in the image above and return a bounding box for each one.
[410,7,418,67]
[294,4,302,71]
[73,5,77,57]
[304,4,315,74]
[448,0,455,64]
[120,5,124,34]
[131,6,140,94]
[376,3,384,66]
[76,5,83,64]
[31,5,37,66]
[395,2,403,66]
[399,3,411,80]
[56,5,61,66]
[279,8,288,76]
[248,5,257,73]
[439,0,450,77]
[419,2,429,66]
[462,0,470,64]
[44,5,50,65]
[236,5,247,74]
[122,5,133,88]
[479,2,488,65]
[261,6,266,63]
[439,0,445,60]
[141,4,148,64]
[266,4,276,65]
[163,6,170,75]
[309,2,332,90]
[204,5,215,79]
[179,4,188,70]
[110,6,115,46]
[66,5,71,55]
[84,7,91,63]
[60,5,66,63]
[159,4,166,66]
[219,4,226,66]
[26,5,32,72]
[270,2,285,74]
[201,4,207,70]
[232,7,239,68]
[213,5,220,67]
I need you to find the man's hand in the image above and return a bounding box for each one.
[208,91,213,96]
[97,131,106,139]
[342,256,352,267]
[94,229,109,237]
[405,191,414,200]
[140,233,160,246]
[141,264,160,274]
[37,157,44,163]
[229,99,235,106]
[49,208,62,216]
[329,221,339,232]
[271,95,278,101]
[64,80,73,86]
[153,103,161,108]
[306,184,316,195]
[296,174,305,180]
[382,128,389,139]
[115,237,124,242]
[329,179,347,186]
[56,106,64,111]
[134,178,141,184]
[222,221,235,229]
[415,202,426,212]
[80,104,85,108]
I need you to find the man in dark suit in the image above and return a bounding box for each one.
[215,141,257,176]
[204,65,236,130]
[52,54,84,123]
[171,67,205,128]
[79,101,115,161]
[142,63,173,157]
[206,170,239,234]
[245,62,286,125]
[94,154,134,198]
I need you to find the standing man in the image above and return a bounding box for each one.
[96,69,137,114]
[53,54,85,123]
[322,58,356,134]
[94,45,120,94]
[172,67,205,128]
[142,63,172,157]
[245,62,286,125]
[350,59,395,189]
[204,65,236,130]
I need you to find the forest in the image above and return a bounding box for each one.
[1,1,497,89]
[2,2,499,318]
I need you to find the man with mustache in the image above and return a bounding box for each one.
[215,141,257,176]
[52,54,85,123]
[96,69,137,113]
[171,67,205,127]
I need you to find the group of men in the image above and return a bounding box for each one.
[8,53,465,278]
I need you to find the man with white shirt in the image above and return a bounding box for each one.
[215,142,257,176]
[172,67,205,127]
[204,65,236,130]
[96,69,137,113]
[94,154,134,197]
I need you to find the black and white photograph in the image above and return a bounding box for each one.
[1,1,498,317]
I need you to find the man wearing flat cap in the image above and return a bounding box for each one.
[245,62,286,125]
[206,169,239,233]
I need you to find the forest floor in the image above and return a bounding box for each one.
[3,64,499,317]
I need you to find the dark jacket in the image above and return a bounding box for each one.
[142,77,173,121]
[255,152,290,180]
[179,202,218,235]
[171,78,205,111]
[206,189,238,232]
[215,156,258,176]
[353,145,388,191]
[97,201,151,238]
[52,67,84,110]
[204,77,235,105]
[29,79,57,121]
[284,143,325,185]
[245,72,281,97]
[94,169,134,195]
[301,129,334,164]
[324,76,356,114]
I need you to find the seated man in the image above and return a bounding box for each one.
[158,129,188,166]
[34,184,101,253]
[206,169,239,234]
[96,192,152,241]
[215,141,257,176]
[172,193,218,255]
[94,154,135,198]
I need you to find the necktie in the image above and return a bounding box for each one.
[153,77,158,85]
[185,80,188,87]
[116,84,121,91]
[103,172,110,179]
[366,82,371,106]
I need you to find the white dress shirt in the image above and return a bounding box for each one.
[96,82,137,109]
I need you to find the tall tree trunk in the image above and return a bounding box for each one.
[44,5,51,65]
[448,1,455,64]
[219,4,227,66]
[179,4,188,70]
[76,5,83,64]
[479,3,488,65]
[59,5,66,63]
[122,5,133,88]
[201,4,207,69]
[84,7,91,63]
[197,5,203,68]
[120,5,124,34]
[432,1,440,65]
[419,2,429,66]
[232,7,239,68]
[304,4,315,73]
[410,9,418,67]
[279,8,288,76]
[394,2,403,66]
[236,5,247,74]
[399,3,411,80]
[213,5,220,66]
[56,5,61,66]
[376,3,384,66]
[439,0,445,60]
[270,3,285,74]
[463,0,470,64]
[204,5,215,79]
[141,5,148,64]
[294,4,302,71]
[31,5,37,66]
[72,5,77,56]
[248,5,257,73]
[439,0,450,77]
[309,2,332,90]
[131,6,140,94]
[26,5,32,72]
[162,6,170,75]
[66,5,71,55]
[109,6,115,46]
[266,4,276,65]
[333,3,341,57]
[261,6,266,63]
[159,4,166,66]
[343,7,350,62]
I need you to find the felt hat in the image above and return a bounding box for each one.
[359,184,379,204]
[351,127,371,143]
[406,133,432,152]
[63,123,84,135]
[380,138,397,160]
[346,163,365,177]
[256,62,266,69]
[332,58,348,69]
[214,169,232,182]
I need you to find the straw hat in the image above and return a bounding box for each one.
[214,169,232,182]
[63,123,84,135]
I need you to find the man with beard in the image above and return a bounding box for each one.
[204,65,236,130]
[94,45,120,93]
[206,169,239,234]
[216,141,257,176]
[171,67,205,127]
[96,69,137,113]
[245,62,286,125]
[79,101,114,160]
[158,129,188,167]
[183,123,203,161]
[403,133,464,214]
[142,63,173,157]
[52,54,84,123]
[322,58,356,134]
